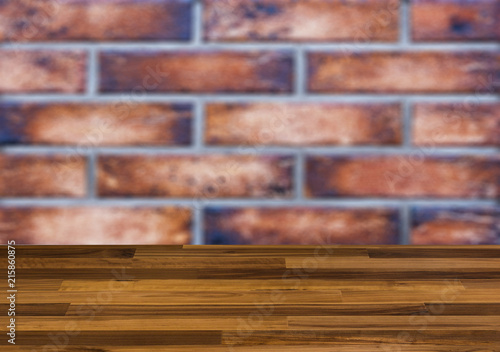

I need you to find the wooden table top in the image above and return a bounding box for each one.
[2,245,500,351]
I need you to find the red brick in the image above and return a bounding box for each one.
[411,0,500,41]
[0,50,86,93]
[0,103,192,146]
[413,103,500,147]
[411,208,499,245]
[306,155,499,198]
[0,155,86,197]
[307,51,499,93]
[0,207,191,244]
[99,51,293,93]
[0,0,191,41]
[205,103,401,146]
[205,207,399,244]
[203,0,399,42]
[98,155,293,198]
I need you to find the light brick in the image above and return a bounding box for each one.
[411,0,500,41]
[0,50,86,93]
[205,207,399,244]
[413,103,500,147]
[0,155,86,197]
[0,0,191,41]
[205,103,401,146]
[308,51,499,93]
[99,51,293,93]
[411,208,500,245]
[0,103,192,146]
[306,155,499,198]
[98,155,294,198]
[0,207,191,244]
[203,0,399,42]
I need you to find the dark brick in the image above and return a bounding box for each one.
[99,51,294,93]
[306,155,500,198]
[413,103,500,147]
[0,155,86,197]
[204,0,399,42]
[0,50,86,93]
[0,207,191,244]
[0,103,192,146]
[412,207,500,244]
[98,155,294,198]
[205,103,402,146]
[412,0,500,41]
[0,0,192,41]
[308,51,499,93]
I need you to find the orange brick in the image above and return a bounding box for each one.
[411,208,499,245]
[0,155,86,197]
[99,51,293,93]
[98,155,294,198]
[0,0,191,41]
[306,155,499,198]
[0,207,191,244]
[203,0,399,42]
[205,103,401,146]
[205,207,399,244]
[0,50,86,93]
[0,103,192,146]
[413,103,500,147]
[412,0,500,41]
[308,51,499,93]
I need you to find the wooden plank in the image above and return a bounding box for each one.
[0,279,62,291]
[3,346,499,352]
[9,331,221,346]
[20,269,500,280]
[65,304,429,317]
[135,246,369,258]
[15,268,199,280]
[367,248,500,258]
[195,269,500,280]
[424,303,500,316]
[58,279,463,292]
[13,257,286,269]
[460,279,500,290]
[340,289,500,304]
[15,246,138,258]
[287,316,500,330]
[221,330,499,346]
[0,303,69,316]
[0,316,288,331]
[17,290,342,304]
[286,257,500,270]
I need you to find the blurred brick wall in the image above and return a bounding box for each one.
[0,0,498,245]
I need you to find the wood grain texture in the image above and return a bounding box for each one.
[1,245,499,351]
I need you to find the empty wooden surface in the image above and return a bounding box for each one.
[1,245,500,351]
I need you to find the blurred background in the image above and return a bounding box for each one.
[0,0,498,245]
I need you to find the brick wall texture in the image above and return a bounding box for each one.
[1,0,499,245]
